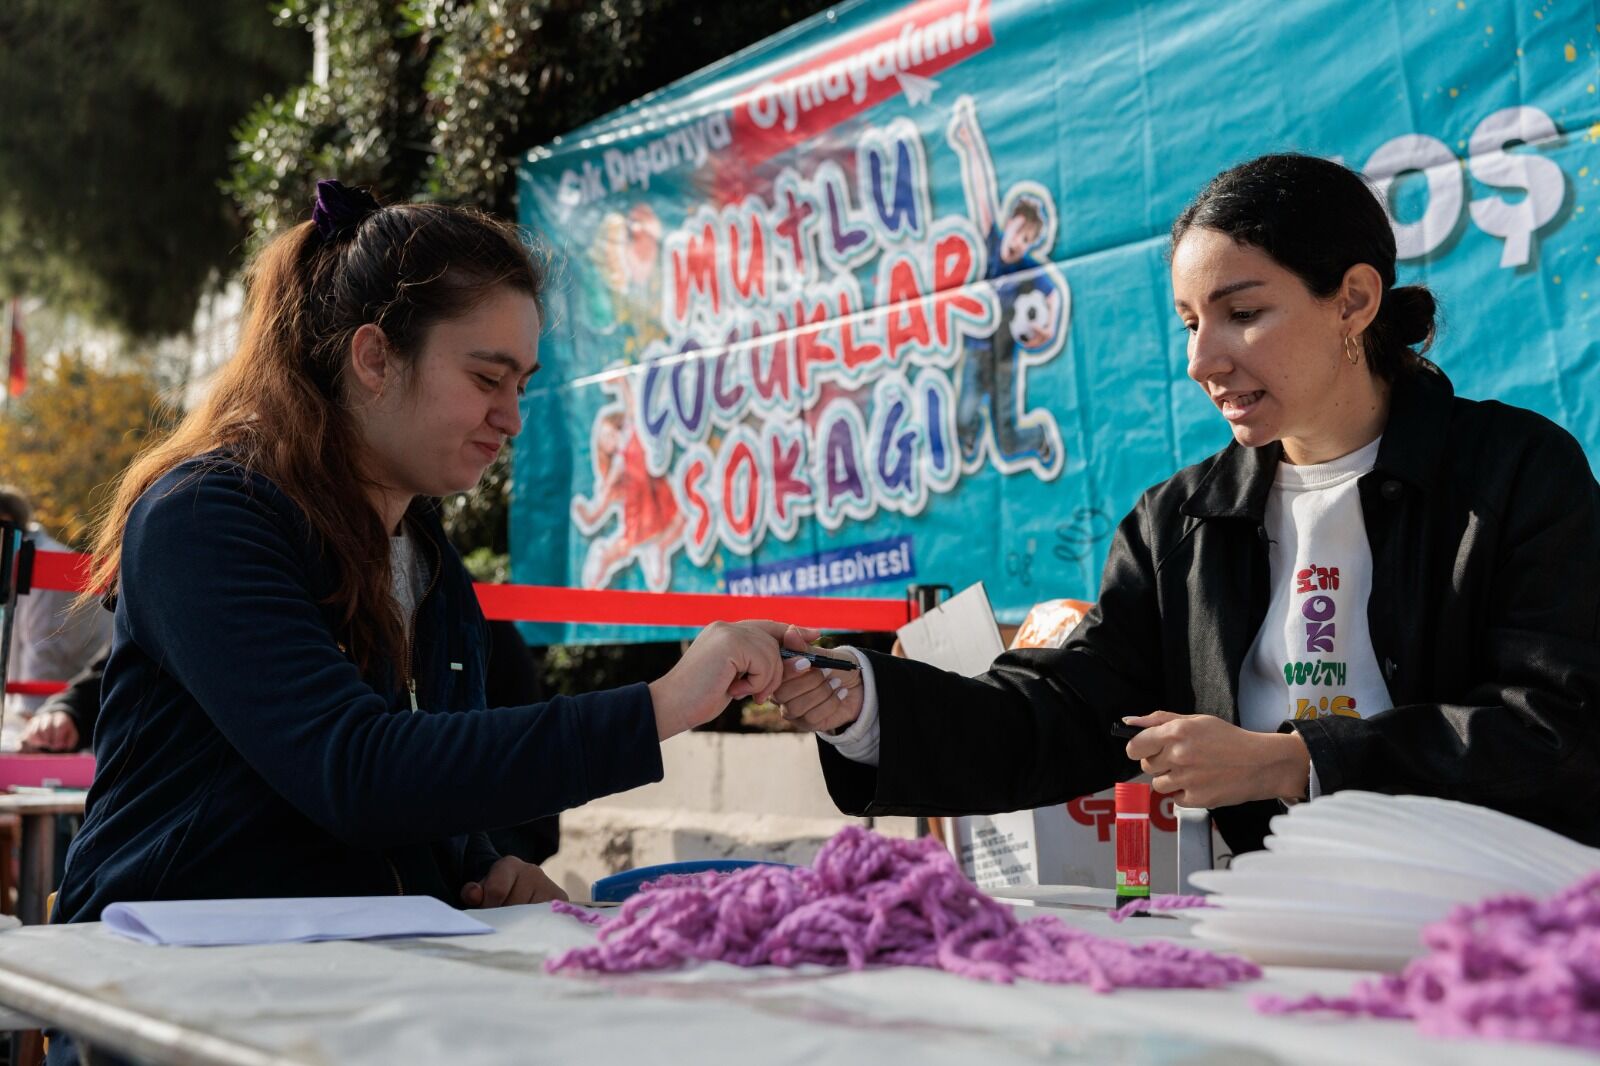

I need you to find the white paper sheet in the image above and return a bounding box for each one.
[895,582,1006,678]
[101,896,493,946]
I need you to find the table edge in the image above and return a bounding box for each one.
[0,961,306,1066]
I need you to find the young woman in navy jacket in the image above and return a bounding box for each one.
[54,182,805,926]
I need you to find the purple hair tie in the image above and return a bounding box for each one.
[311,179,380,242]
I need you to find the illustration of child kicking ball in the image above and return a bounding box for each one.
[947,94,1068,476]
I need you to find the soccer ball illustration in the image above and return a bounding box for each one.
[1009,283,1054,351]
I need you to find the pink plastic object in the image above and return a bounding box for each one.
[0,753,95,789]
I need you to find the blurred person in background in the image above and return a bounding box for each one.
[0,485,112,750]
[17,647,106,753]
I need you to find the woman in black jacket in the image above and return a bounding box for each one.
[772,153,1600,853]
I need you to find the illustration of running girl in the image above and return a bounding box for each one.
[571,372,686,591]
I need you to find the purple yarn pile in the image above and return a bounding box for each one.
[547,826,1260,992]
[1255,871,1600,1051]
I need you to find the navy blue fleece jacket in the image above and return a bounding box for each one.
[55,456,663,921]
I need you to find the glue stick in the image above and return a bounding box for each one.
[1115,781,1151,899]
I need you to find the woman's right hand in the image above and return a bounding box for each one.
[772,648,865,733]
[648,621,818,740]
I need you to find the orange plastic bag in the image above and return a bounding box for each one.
[1009,598,1093,650]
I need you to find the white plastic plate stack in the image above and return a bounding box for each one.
[1187,791,1600,970]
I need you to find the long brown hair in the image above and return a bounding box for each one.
[87,197,543,675]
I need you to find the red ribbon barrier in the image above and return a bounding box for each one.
[474,583,908,631]
[26,551,909,632]
[28,549,96,598]
[4,680,68,697]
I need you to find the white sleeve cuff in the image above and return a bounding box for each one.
[814,647,880,767]
[1307,761,1323,801]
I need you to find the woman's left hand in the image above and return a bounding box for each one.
[460,856,568,908]
[1122,711,1311,808]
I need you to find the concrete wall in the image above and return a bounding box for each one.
[543,731,917,899]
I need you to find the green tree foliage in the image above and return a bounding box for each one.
[227,0,422,240]
[0,0,308,337]
[229,0,836,235]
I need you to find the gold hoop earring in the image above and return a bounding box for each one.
[1344,335,1361,366]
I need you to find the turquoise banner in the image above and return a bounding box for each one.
[514,0,1600,642]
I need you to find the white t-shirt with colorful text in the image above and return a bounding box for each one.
[1238,437,1393,795]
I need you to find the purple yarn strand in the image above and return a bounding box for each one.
[547,827,1260,993]
[1252,870,1600,1052]
[1109,894,1217,923]
[550,899,606,926]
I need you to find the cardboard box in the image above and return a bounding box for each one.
[948,788,1183,892]
[930,597,1196,892]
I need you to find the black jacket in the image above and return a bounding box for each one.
[56,457,663,923]
[821,368,1600,853]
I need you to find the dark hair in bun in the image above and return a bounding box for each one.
[1172,153,1438,382]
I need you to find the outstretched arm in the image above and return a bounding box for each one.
[946,95,999,237]
[120,464,667,850]
[614,372,637,432]
[778,499,1170,817]
[572,469,622,529]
